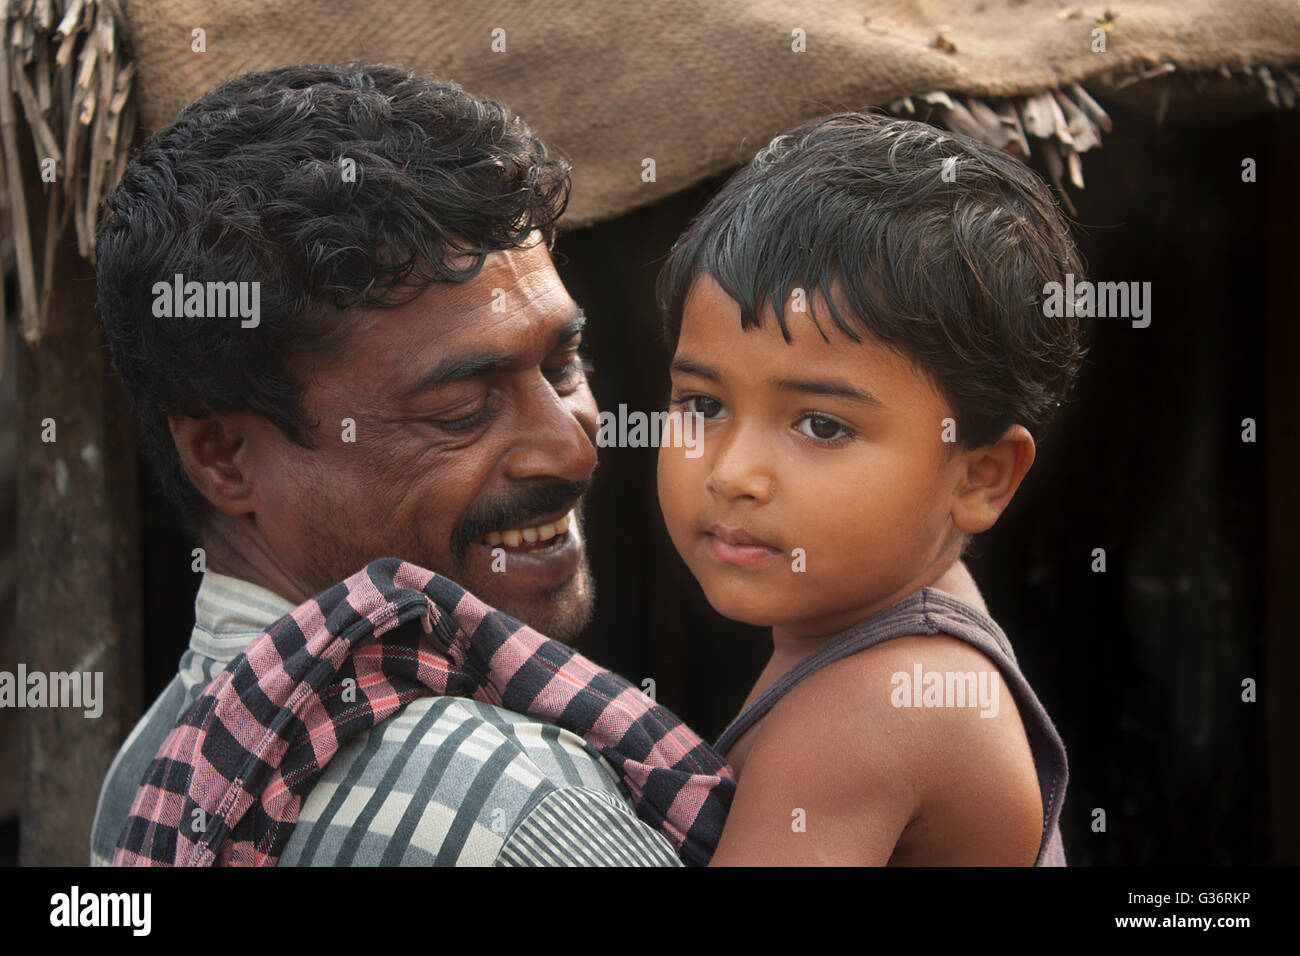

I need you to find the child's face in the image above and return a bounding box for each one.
[657,275,967,640]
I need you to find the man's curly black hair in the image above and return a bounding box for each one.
[95,63,571,536]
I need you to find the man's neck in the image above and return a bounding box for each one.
[200,514,314,606]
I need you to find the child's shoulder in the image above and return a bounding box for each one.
[770,628,1022,743]
[751,630,1043,863]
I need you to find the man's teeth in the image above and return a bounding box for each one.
[483,511,572,547]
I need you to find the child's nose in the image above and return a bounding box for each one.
[705,426,775,502]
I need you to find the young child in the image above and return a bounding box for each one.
[655,112,1085,865]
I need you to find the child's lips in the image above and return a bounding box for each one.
[704,524,783,566]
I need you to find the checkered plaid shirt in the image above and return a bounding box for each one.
[95,559,735,867]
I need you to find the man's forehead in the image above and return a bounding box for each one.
[383,245,569,338]
[291,242,577,391]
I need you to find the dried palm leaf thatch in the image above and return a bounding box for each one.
[1,0,134,353]
[890,64,1300,216]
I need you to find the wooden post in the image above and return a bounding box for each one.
[15,182,141,864]
[1264,112,1299,866]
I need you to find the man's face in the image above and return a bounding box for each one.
[251,237,599,641]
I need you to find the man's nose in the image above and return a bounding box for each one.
[501,373,598,484]
[706,421,775,503]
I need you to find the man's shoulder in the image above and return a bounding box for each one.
[319,694,625,797]
[90,674,194,865]
[279,695,679,866]
[92,680,681,867]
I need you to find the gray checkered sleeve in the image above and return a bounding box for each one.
[276,696,682,866]
[496,787,683,866]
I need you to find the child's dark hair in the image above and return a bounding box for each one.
[656,111,1089,453]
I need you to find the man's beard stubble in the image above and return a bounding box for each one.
[446,476,598,644]
[299,472,598,647]
[482,548,597,647]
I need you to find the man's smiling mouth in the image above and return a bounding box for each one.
[481,509,574,551]
[472,506,583,589]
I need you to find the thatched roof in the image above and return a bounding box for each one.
[2,0,1298,355]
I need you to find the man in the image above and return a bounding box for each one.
[90,63,682,865]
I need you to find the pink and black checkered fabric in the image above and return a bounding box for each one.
[113,557,736,867]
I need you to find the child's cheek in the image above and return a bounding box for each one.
[656,443,697,548]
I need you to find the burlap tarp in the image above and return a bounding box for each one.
[3,0,1299,347]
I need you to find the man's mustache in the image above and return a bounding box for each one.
[450,477,593,565]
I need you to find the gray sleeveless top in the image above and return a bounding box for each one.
[714,586,1068,866]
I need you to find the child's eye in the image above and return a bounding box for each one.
[795,413,854,445]
[676,394,726,419]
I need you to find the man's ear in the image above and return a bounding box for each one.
[950,424,1036,535]
[168,409,256,517]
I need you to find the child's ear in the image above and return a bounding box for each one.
[950,425,1036,535]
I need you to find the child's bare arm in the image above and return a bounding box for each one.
[707,663,915,865]
[708,635,1043,866]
